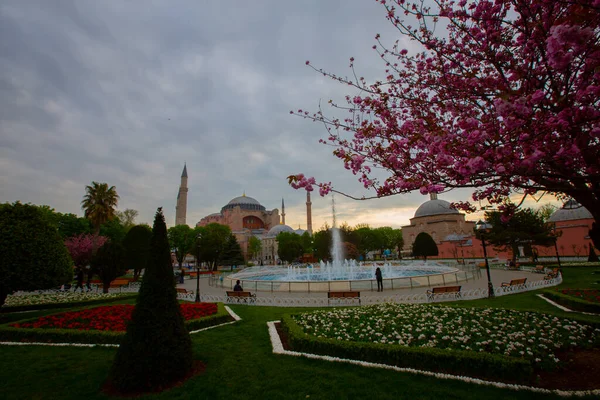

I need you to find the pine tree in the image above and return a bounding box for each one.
[107,208,193,394]
[221,234,245,266]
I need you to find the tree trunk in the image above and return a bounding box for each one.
[0,285,8,308]
[590,222,600,251]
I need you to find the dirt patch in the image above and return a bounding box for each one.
[102,360,206,397]
[273,323,600,391]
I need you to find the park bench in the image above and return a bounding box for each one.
[176,288,191,294]
[426,286,462,301]
[501,278,527,291]
[327,291,361,305]
[533,265,545,274]
[544,268,560,280]
[225,291,256,304]
[97,279,130,291]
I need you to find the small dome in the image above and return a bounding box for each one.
[548,200,593,222]
[295,228,307,236]
[222,194,266,212]
[414,199,460,218]
[266,224,295,237]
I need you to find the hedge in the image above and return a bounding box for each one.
[0,302,232,344]
[0,294,138,313]
[542,290,600,314]
[280,314,534,384]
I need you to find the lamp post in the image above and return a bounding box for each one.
[195,233,202,303]
[476,220,495,298]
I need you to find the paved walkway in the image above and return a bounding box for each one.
[178,268,545,299]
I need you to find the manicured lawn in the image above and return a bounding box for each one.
[1,267,599,399]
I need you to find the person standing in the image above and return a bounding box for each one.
[375,267,383,292]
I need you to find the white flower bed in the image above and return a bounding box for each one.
[3,292,133,307]
[293,303,600,368]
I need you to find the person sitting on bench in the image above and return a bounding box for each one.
[233,280,243,292]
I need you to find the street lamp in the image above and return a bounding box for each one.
[476,220,495,299]
[195,233,202,303]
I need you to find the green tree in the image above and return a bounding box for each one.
[300,231,313,254]
[221,234,245,267]
[123,224,152,281]
[81,182,119,248]
[56,213,92,238]
[107,208,192,394]
[198,223,231,271]
[313,225,332,261]
[483,207,555,264]
[115,208,139,232]
[412,232,439,261]
[167,224,193,268]
[277,232,304,263]
[588,244,599,263]
[354,226,384,260]
[248,235,262,261]
[0,202,73,306]
[99,218,127,244]
[91,241,127,293]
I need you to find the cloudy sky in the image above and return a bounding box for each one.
[0,0,559,230]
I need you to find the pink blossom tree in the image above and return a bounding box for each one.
[289,0,600,248]
[64,234,108,268]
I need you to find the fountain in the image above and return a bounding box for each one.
[226,195,467,291]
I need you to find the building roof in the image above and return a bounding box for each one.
[414,199,460,218]
[221,194,266,212]
[548,200,593,222]
[266,224,295,237]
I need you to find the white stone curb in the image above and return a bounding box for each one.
[267,320,600,397]
[188,305,241,334]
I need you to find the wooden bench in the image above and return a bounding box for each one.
[98,279,130,290]
[225,291,256,304]
[176,288,191,294]
[426,286,461,301]
[533,265,545,274]
[327,291,361,305]
[544,268,560,280]
[501,278,527,290]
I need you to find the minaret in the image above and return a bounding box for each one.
[175,163,188,225]
[281,198,286,225]
[306,191,313,235]
[430,192,438,200]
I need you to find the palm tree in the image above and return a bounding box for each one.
[81,182,119,237]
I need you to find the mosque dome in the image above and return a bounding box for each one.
[295,228,307,236]
[548,200,593,223]
[266,224,295,237]
[414,199,460,218]
[221,194,266,212]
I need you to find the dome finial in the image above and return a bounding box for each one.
[430,192,438,200]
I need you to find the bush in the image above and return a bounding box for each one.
[281,314,533,384]
[107,208,193,394]
[0,294,137,313]
[543,290,600,314]
[0,202,73,307]
[92,242,127,293]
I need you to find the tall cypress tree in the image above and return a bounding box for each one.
[107,208,193,393]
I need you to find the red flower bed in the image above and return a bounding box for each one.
[10,303,218,332]
[560,289,600,304]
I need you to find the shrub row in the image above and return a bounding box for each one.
[0,294,138,313]
[280,314,534,384]
[0,302,232,344]
[542,290,600,314]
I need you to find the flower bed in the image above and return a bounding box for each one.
[291,304,600,370]
[3,292,134,309]
[10,303,218,332]
[560,289,600,304]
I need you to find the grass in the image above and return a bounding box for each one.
[1,267,599,399]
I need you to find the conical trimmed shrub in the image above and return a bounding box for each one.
[107,208,193,393]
